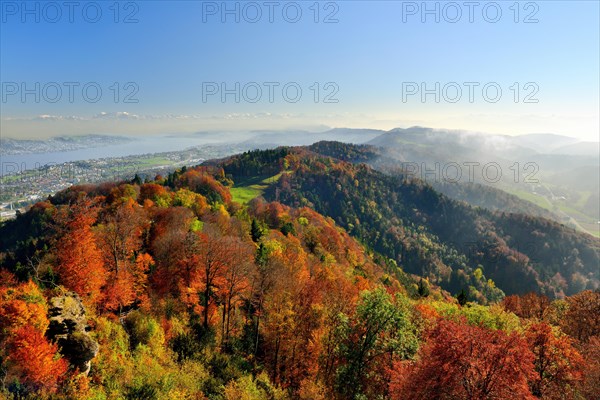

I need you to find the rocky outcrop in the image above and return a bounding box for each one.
[47,292,99,375]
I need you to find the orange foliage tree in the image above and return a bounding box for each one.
[139,182,170,205]
[6,327,68,393]
[525,322,584,399]
[175,224,248,329]
[53,197,106,304]
[218,238,254,349]
[260,235,312,385]
[561,290,600,343]
[0,281,48,337]
[179,169,232,204]
[95,198,149,312]
[0,282,68,394]
[196,230,243,328]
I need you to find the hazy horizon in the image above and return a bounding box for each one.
[2,125,599,144]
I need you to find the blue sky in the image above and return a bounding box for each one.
[1,0,599,139]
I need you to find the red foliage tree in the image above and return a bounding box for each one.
[580,336,600,398]
[503,292,550,320]
[150,207,195,295]
[390,319,536,399]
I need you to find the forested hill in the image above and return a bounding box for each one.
[219,143,600,301]
[308,141,561,221]
[1,150,599,399]
[0,165,423,398]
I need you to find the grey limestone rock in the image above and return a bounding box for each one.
[47,292,99,375]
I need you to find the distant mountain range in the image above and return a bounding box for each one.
[4,127,597,157]
[354,127,599,236]
[365,127,599,191]
[368,127,599,159]
[236,126,599,160]
[237,128,384,148]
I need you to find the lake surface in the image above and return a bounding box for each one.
[0,135,224,175]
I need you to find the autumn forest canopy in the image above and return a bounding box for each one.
[0,142,599,399]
